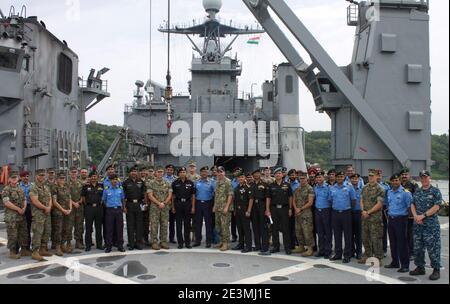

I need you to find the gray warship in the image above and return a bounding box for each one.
[99,0,307,175]
[102,0,432,179]
[0,5,110,174]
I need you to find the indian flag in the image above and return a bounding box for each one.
[247,36,261,45]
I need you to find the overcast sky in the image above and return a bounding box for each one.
[3,0,449,134]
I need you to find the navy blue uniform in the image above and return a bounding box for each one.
[102,186,125,249]
[268,181,293,252]
[329,183,356,259]
[386,186,412,269]
[314,183,332,257]
[172,178,196,247]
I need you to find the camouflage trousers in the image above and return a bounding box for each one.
[414,220,441,269]
[52,210,75,245]
[32,211,51,251]
[295,213,314,247]
[215,211,231,244]
[149,204,169,244]
[5,217,28,251]
[362,219,384,260]
[73,205,85,241]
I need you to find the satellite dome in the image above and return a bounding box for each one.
[203,0,222,12]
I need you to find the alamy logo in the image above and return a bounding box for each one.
[170,113,280,167]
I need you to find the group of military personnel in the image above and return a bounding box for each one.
[1,162,444,281]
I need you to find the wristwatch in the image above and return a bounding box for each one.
[423,212,428,219]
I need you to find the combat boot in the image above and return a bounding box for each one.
[32,250,45,262]
[65,242,73,254]
[51,243,57,250]
[358,257,368,264]
[302,246,314,257]
[39,246,53,257]
[160,242,170,250]
[55,245,64,257]
[152,243,160,250]
[9,250,20,260]
[75,240,85,250]
[220,243,229,252]
[292,246,306,254]
[429,269,440,281]
[214,243,223,249]
[20,249,32,257]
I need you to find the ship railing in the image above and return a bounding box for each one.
[79,78,109,93]
[23,127,50,149]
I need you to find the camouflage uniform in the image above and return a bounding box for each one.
[52,184,74,245]
[360,183,385,260]
[187,173,200,182]
[147,178,172,244]
[214,177,234,244]
[293,185,315,247]
[30,182,52,251]
[46,179,58,246]
[413,186,443,270]
[262,176,275,185]
[67,178,84,242]
[142,176,152,244]
[2,185,28,251]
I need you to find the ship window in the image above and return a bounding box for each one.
[57,53,73,95]
[286,75,294,94]
[0,47,19,71]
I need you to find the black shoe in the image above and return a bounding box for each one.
[232,245,243,251]
[343,258,351,264]
[105,247,112,253]
[178,244,184,249]
[193,242,201,247]
[429,269,440,281]
[329,255,342,261]
[96,245,105,250]
[270,247,280,254]
[185,245,192,249]
[285,250,292,255]
[356,254,362,260]
[241,248,250,253]
[85,247,91,252]
[314,252,324,258]
[410,267,426,276]
[170,240,177,244]
[127,245,134,251]
[206,243,212,249]
[324,254,333,260]
[259,251,271,256]
[385,263,400,269]
[135,245,143,250]
[231,238,237,243]
[118,247,126,253]
[398,268,410,273]
[254,247,261,252]
[144,241,151,247]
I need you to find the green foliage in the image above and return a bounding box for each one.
[86,121,125,166]
[431,134,449,180]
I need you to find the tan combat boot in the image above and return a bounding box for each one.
[220,243,229,252]
[39,246,53,257]
[20,248,32,257]
[9,250,20,260]
[292,246,306,254]
[55,245,64,257]
[160,242,170,250]
[75,240,85,250]
[301,246,314,257]
[151,243,160,250]
[358,257,368,264]
[32,250,45,262]
[214,243,223,249]
[65,242,73,254]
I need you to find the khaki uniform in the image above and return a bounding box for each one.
[2,185,27,251]
[293,185,315,247]
[214,177,234,244]
[361,183,385,260]
[30,182,52,251]
[147,179,172,244]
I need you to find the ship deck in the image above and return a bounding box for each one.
[0,214,447,285]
